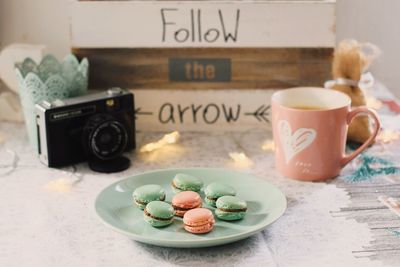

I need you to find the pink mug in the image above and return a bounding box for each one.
[271,87,380,181]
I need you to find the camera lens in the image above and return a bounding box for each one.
[99,132,112,144]
[83,114,128,161]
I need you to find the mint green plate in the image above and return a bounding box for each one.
[95,168,287,248]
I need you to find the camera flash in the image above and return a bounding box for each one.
[106,99,115,107]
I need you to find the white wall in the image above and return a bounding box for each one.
[1,0,399,97]
[0,0,70,58]
[336,0,400,97]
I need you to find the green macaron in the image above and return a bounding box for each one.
[215,196,247,221]
[204,182,236,207]
[132,184,166,209]
[144,201,174,227]
[171,173,203,192]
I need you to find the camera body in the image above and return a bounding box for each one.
[35,88,135,168]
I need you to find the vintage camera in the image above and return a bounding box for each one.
[35,88,136,173]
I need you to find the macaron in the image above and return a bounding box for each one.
[171,173,203,192]
[215,196,247,221]
[183,208,215,234]
[204,182,236,207]
[143,201,174,227]
[172,191,202,217]
[132,184,166,209]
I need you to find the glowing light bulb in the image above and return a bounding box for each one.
[43,178,73,193]
[140,131,180,153]
[262,139,275,151]
[377,129,400,143]
[366,96,383,110]
[378,195,400,217]
[229,152,253,168]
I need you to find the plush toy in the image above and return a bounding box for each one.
[327,40,380,144]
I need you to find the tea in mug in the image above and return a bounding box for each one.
[289,105,325,110]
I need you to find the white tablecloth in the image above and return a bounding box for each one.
[0,122,384,267]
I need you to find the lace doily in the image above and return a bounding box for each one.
[0,125,382,267]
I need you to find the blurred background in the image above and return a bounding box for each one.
[1,0,399,96]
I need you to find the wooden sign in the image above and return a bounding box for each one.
[70,0,335,48]
[70,0,335,90]
[70,0,336,131]
[132,89,275,131]
[74,47,332,90]
[169,58,231,82]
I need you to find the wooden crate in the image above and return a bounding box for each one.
[70,0,335,90]
[72,47,332,90]
[69,0,336,131]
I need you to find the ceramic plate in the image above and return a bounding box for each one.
[95,168,287,248]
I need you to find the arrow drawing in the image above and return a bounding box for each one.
[245,105,270,123]
[135,107,153,120]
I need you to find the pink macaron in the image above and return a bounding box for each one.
[172,191,202,217]
[183,208,215,234]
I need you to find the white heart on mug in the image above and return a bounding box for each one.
[278,120,317,164]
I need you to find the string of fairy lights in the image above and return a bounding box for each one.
[0,94,397,194]
[137,129,399,167]
[135,93,400,175]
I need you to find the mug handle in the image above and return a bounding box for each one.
[341,107,380,167]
